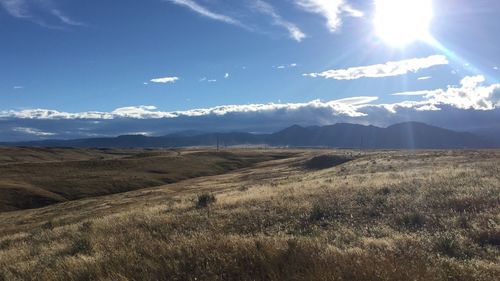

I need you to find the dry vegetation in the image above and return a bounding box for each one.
[0,148,499,280]
[0,148,285,211]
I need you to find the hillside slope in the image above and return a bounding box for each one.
[0,148,289,212]
[0,149,498,280]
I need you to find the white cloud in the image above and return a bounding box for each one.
[200,77,217,83]
[304,55,449,80]
[1,109,114,119]
[341,3,363,18]
[111,106,176,119]
[4,76,499,122]
[418,76,432,80]
[0,96,379,121]
[4,76,500,140]
[494,66,499,70]
[12,127,55,136]
[333,96,379,105]
[150,76,179,84]
[409,75,500,110]
[13,86,24,89]
[387,75,500,111]
[295,0,363,32]
[253,0,306,42]
[276,63,298,69]
[167,0,242,26]
[3,75,500,142]
[224,73,230,79]
[51,9,85,26]
[0,0,84,28]
[392,90,440,96]
[0,0,28,18]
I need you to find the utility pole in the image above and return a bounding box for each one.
[216,134,220,152]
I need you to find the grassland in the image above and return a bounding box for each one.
[0,147,287,212]
[0,148,499,280]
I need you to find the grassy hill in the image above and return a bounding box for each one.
[0,147,289,212]
[0,149,498,280]
[0,147,130,164]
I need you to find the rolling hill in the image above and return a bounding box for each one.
[0,149,499,280]
[0,149,287,212]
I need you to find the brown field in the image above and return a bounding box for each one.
[0,147,499,280]
[0,147,287,212]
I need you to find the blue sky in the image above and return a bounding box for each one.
[1,0,500,140]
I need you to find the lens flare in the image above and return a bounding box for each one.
[374,0,433,47]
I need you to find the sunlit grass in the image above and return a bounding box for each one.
[0,149,499,280]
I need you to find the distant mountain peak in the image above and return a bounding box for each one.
[2,122,497,149]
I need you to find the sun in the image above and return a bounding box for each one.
[374,0,433,47]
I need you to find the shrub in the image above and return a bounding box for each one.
[397,211,426,230]
[309,202,327,221]
[196,193,216,208]
[435,233,466,259]
[41,220,54,230]
[81,221,92,232]
[474,229,500,246]
[69,236,93,256]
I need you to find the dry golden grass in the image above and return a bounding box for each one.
[0,148,287,212]
[0,149,499,280]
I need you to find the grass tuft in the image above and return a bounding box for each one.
[196,193,217,209]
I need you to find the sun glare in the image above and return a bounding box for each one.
[374,0,433,47]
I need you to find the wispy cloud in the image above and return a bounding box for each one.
[12,127,55,136]
[13,86,24,89]
[199,77,217,83]
[150,76,179,84]
[167,0,242,26]
[0,0,84,28]
[304,55,449,80]
[295,0,363,32]
[253,0,306,42]
[276,63,298,69]
[0,0,28,18]
[341,3,363,18]
[392,90,440,96]
[418,76,432,80]
[51,9,85,26]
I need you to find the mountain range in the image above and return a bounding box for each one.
[1,122,497,149]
